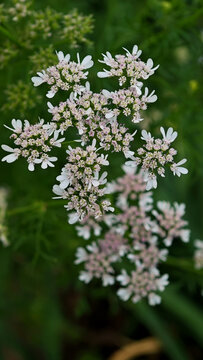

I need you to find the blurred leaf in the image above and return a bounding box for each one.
[162,287,203,346]
[131,302,190,360]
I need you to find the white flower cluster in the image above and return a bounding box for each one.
[126,127,188,190]
[74,165,190,305]
[2,119,64,171]
[53,140,114,221]
[98,45,159,92]
[0,188,9,247]
[2,45,192,304]
[31,52,93,98]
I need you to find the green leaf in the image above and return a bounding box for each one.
[131,302,190,360]
[162,287,203,346]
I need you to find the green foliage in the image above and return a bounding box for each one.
[0,0,203,359]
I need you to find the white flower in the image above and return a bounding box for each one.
[124,149,136,159]
[144,58,159,76]
[144,173,157,191]
[102,274,115,286]
[141,129,153,142]
[148,293,161,306]
[163,237,173,247]
[4,119,23,133]
[56,51,70,63]
[195,240,203,250]
[105,111,115,119]
[56,169,71,189]
[79,271,92,283]
[102,89,111,98]
[123,44,142,59]
[98,51,113,66]
[52,185,67,199]
[51,131,65,147]
[90,171,108,188]
[86,243,97,254]
[68,212,80,224]
[117,288,132,301]
[156,274,169,292]
[139,192,153,211]
[103,214,117,226]
[174,202,185,217]
[35,155,57,169]
[31,70,46,87]
[100,154,109,166]
[117,270,130,286]
[171,159,188,176]
[1,145,20,163]
[75,247,88,264]
[125,160,137,168]
[76,225,91,240]
[142,88,157,103]
[179,229,190,243]
[46,89,57,98]
[116,195,128,210]
[77,53,94,69]
[122,164,136,174]
[97,69,111,78]
[160,127,177,143]
[105,182,116,194]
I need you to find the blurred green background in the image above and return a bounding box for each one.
[0,0,203,359]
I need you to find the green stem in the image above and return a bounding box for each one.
[62,140,79,147]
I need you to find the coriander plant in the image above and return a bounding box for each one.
[3,44,200,306]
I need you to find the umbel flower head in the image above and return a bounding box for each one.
[1,119,64,171]
[1,44,191,306]
[74,164,190,305]
[53,139,114,222]
[31,51,93,98]
[126,127,188,190]
[98,45,159,91]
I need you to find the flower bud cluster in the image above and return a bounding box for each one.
[31,52,93,98]
[53,140,114,221]
[1,119,64,171]
[2,81,41,115]
[126,127,188,190]
[61,10,94,48]
[8,0,31,22]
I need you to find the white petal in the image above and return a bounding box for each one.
[81,55,93,69]
[46,90,56,98]
[97,71,110,78]
[1,144,14,152]
[31,76,45,86]
[28,163,35,171]
[2,153,18,163]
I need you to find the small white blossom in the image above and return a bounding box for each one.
[171,159,188,176]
